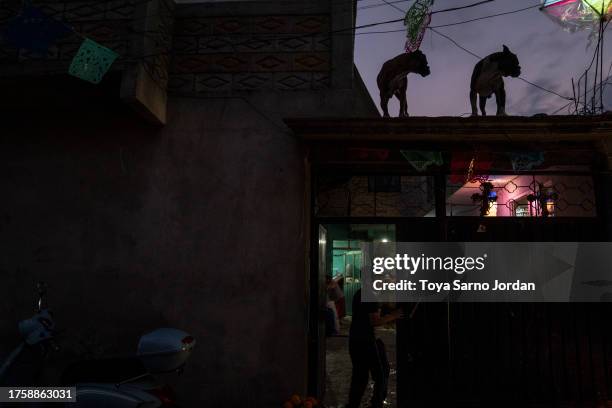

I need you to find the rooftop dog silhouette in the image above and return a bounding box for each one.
[377,50,431,118]
[470,45,521,116]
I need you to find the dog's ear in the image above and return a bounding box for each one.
[503,44,510,53]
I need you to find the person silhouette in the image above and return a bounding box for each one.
[346,289,403,408]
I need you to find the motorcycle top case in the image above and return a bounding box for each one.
[137,328,195,373]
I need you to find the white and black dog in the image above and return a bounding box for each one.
[470,45,521,116]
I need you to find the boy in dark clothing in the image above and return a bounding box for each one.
[346,289,403,408]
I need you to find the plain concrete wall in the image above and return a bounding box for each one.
[0,1,378,403]
[0,75,377,406]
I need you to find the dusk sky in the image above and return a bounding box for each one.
[354,0,612,116]
[186,0,612,117]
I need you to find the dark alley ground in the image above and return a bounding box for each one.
[324,318,397,408]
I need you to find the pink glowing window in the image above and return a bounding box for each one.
[446,175,596,217]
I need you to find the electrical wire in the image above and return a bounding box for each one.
[1,0,534,50]
[554,63,612,116]
[517,78,575,101]
[428,28,575,101]
[377,0,406,14]
[429,4,540,29]
[570,20,610,114]
[1,1,493,44]
[428,27,481,58]
[550,100,574,115]
[431,0,494,15]
[0,0,590,111]
[355,4,539,35]
[121,1,511,61]
[355,1,575,103]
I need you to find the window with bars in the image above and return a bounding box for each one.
[315,174,436,217]
[446,174,596,217]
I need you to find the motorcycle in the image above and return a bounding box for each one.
[0,283,196,407]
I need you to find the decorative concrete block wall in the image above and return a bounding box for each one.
[169,7,332,94]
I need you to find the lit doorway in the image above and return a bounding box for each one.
[321,223,397,408]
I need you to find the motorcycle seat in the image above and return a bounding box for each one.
[60,357,148,385]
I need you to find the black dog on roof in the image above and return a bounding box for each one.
[377,50,431,118]
[470,45,521,117]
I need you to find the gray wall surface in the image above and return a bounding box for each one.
[0,74,377,407]
[0,0,378,405]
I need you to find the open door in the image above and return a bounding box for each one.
[308,225,327,398]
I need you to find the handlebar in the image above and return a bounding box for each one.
[36,282,47,312]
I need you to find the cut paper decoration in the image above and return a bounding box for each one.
[69,38,119,84]
[400,150,443,171]
[404,0,434,52]
[466,156,491,183]
[1,5,72,53]
[583,0,612,17]
[450,152,492,184]
[540,0,611,33]
[450,152,471,184]
[509,152,545,172]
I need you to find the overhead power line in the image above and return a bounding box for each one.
[330,0,499,35]
[428,27,574,101]
[355,0,577,105]
[431,0,494,15]
[429,4,540,28]
[0,0,583,109]
[354,4,539,35]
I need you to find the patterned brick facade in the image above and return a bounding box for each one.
[0,1,333,93]
[168,14,331,93]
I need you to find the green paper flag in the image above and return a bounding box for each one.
[404,0,434,52]
[401,150,443,171]
[69,38,119,84]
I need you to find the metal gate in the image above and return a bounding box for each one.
[396,218,610,408]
